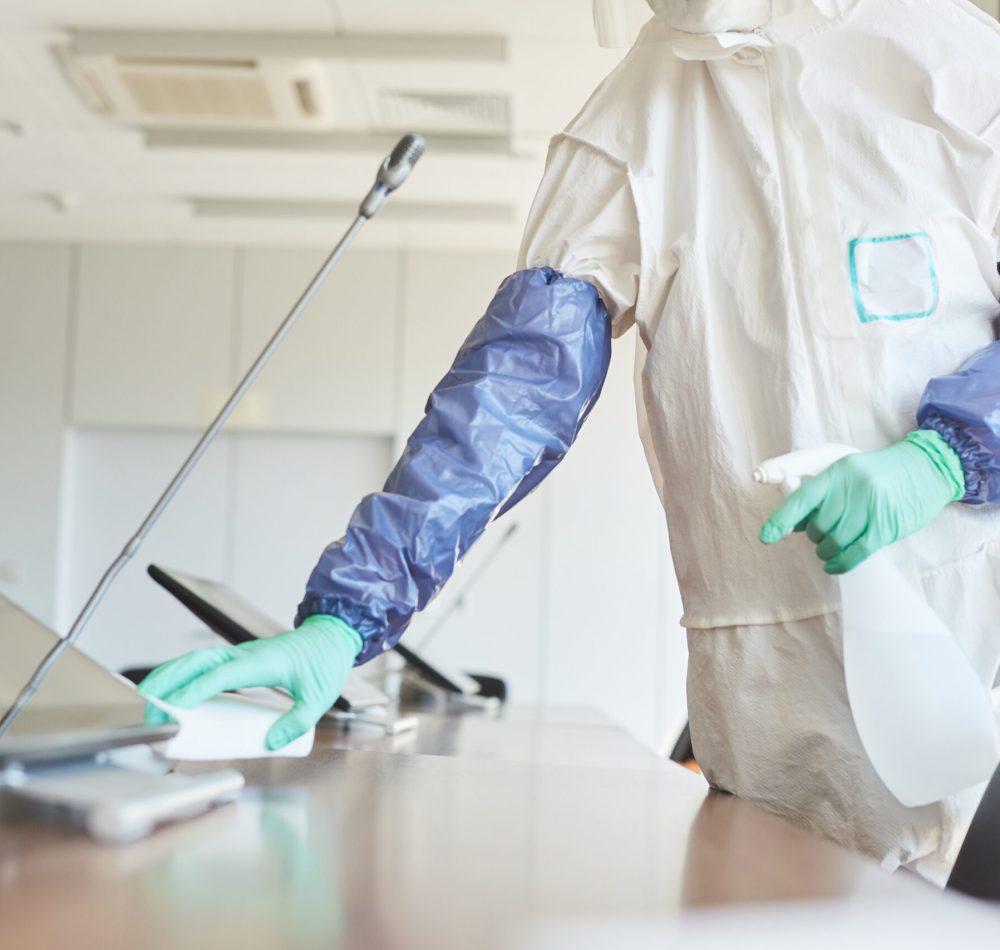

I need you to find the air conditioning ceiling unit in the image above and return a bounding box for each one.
[376,90,510,135]
[57,46,335,128]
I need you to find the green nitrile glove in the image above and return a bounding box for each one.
[138,614,363,750]
[759,430,965,574]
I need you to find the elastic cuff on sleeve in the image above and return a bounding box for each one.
[911,425,976,503]
[296,597,386,665]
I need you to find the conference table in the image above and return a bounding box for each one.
[0,703,995,949]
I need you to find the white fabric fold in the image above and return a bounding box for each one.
[668,25,772,60]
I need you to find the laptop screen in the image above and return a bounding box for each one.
[0,594,176,759]
[148,565,285,643]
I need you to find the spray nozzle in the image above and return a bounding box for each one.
[753,444,859,494]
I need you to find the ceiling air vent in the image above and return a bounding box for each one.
[56,46,334,129]
[376,90,510,135]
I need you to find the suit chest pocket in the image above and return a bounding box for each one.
[849,232,938,324]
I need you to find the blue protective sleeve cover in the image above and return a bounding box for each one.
[295,267,612,664]
[917,339,1000,505]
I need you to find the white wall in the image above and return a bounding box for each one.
[58,428,393,670]
[0,240,687,753]
[0,245,72,626]
[972,0,1000,17]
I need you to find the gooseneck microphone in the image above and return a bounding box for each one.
[0,134,426,737]
[360,133,426,218]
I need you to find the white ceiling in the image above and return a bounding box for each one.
[0,0,651,250]
[4,0,997,251]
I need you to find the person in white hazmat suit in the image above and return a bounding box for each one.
[141,0,1000,884]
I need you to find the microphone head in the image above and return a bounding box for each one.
[378,133,426,190]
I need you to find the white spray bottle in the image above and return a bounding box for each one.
[755,445,999,808]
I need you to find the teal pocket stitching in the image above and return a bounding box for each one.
[848,231,939,324]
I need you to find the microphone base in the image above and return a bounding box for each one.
[1,747,243,845]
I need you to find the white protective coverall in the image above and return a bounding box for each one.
[520,0,1000,883]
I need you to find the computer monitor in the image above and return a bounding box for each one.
[0,594,178,767]
[147,565,390,711]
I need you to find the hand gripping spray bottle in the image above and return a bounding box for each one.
[755,445,999,808]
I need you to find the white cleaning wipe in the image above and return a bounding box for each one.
[145,693,314,761]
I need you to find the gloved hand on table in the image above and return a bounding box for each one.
[759,430,965,574]
[138,614,363,750]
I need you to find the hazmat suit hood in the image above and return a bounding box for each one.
[646,0,771,32]
[647,0,859,42]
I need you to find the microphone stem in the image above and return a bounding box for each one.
[0,214,368,737]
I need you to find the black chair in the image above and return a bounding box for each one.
[669,720,695,765]
[948,765,1000,900]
